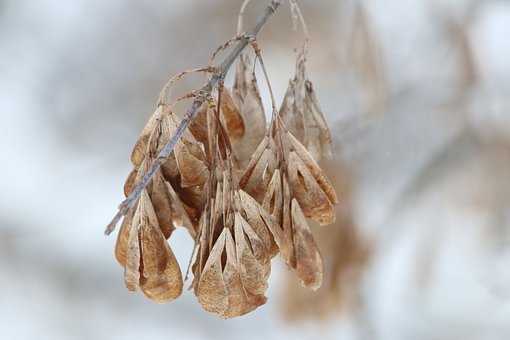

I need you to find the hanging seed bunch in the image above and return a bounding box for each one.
[190,99,283,317]
[108,0,338,318]
[115,104,209,302]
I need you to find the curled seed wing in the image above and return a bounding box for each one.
[197,229,229,315]
[291,199,323,291]
[238,190,276,257]
[232,53,266,166]
[282,176,296,267]
[130,105,164,167]
[285,131,338,205]
[149,170,176,239]
[304,80,332,160]
[167,114,209,188]
[124,205,142,292]
[139,197,183,303]
[188,102,210,149]
[279,80,305,142]
[191,212,210,289]
[115,209,134,266]
[239,136,269,192]
[220,87,245,141]
[262,169,283,222]
[165,181,196,238]
[123,169,138,197]
[221,228,255,318]
[175,140,209,187]
[234,213,269,297]
[287,152,335,225]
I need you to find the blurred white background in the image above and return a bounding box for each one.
[1,1,510,339]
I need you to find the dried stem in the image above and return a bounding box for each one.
[105,0,282,235]
[251,40,277,114]
[158,67,215,106]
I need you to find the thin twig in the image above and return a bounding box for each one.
[105,0,282,235]
[251,40,277,114]
[157,67,215,106]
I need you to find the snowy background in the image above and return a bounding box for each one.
[1,1,510,339]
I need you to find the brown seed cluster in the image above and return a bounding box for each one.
[113,47,337,317]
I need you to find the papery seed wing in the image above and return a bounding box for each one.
[174,140,209,187]
[279,80,305,142]
[282,176,296,267]
[291,199,323,291]
[220,87,245,141]
[123,169,138,197]
[304,80,332,160]
[240,148,276,203]
[124,203,143,291]
[261,170,294,264]
[115,209,134,266]
[239,136,270,197]
[139,192,183,302]
[285,131,338,205]
[262,169,283,222]
[238,190,276,256]
[196,229,229,315]
[166,114,209,188]
[189,102,210,149]
[221,228,255,318]
[165,181,196,238]
[149,170,176,238]
[232,53,266,166]
[287,151,335,225]
[191,212,210,289]
[130,105,164,167]
[234,213,269,297]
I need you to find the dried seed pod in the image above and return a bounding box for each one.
[234,212,269,296]
[263,171,323,290]
[166,113,209,188]
[303,80,332,159]
[220,87,245,140]
[287,151,335,225]
[119,190,183,302]
[131,105,209,189]
[124,165,198,237]
[291,198,323,290]
[195,228,229,315]
[123,169,138,197]
[279,51,333,161]
[139,200,183,302]
[114,208,134,267]
[237,189,283,259]
[149,169,177,238]
[130,106,165,167]
[188,102,211,151]
[164,181,197,238]
[230,53,267,167]
[283,131,337,225]
[239,136,278,203]
[192,163,272,317]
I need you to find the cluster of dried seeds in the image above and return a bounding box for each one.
[111,3,337,318]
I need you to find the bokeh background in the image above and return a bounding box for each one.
[1,0,510,339]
